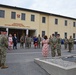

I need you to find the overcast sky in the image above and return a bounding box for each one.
[0,0,76,18]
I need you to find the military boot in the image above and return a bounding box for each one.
[1,63,8,69]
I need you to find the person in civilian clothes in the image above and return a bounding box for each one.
[13,34,17,49]
[33,36,38,49]
[42,35,49,57]
[8,34,13,50]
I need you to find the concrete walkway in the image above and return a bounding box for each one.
[0,44,76,75]
[0,44,50,75]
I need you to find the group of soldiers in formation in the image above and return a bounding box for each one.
[0,30,74,69]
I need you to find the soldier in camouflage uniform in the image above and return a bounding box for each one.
[20,35,25,48]
[25,35,32,48]
[64,37,68,50]
[0,31,8,69]
[28,36,32,48]
[56,34,61,56]
[37,34,41,48]
[50,34,58,57]
[68,36,74,52]
[27,35,32,48]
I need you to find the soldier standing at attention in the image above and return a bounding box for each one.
[28,36,32,48]
[0,30,8,69]
[64,37,68,50]
[50,34,58,57]
[20,35,25,48]
[57,34,61,56]
[38,34,41,48]
[68,36,73,52]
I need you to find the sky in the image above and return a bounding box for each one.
[0,0,76,18]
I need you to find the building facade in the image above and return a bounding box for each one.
[0,4,76,40]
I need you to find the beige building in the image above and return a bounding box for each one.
[0,4,76,40]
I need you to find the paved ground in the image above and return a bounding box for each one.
[0,44,76,75]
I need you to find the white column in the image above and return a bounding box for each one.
[26,29,29,35]
[6,28,8,36]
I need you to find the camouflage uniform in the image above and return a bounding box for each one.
[64,38,68,49]
[25,36,32,48]
[29,37,32,48]
[68,36,73,52]
[37,35,41,48]
[0,32,8,68]
[57,35,61,56]
[50,35,58,57]
[28,36,32,48]
[20,35,24,48]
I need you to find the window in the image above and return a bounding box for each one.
[73,22,75,27]
[21,13,25,20]
[42,17,46,23]
[31,15,35,21]
[73,33,75,38]
[55,19,58,24]
[64,32,67,38]
[65,20,67,26]
[42,31,45,37]
[11,12,16,19]
[0,10,5,18]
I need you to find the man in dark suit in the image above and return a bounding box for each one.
[13,34,17,49]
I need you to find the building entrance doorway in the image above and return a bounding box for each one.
[9,28,36,42]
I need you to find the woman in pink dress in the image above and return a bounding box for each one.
[42,35,49,57]
[8,34,13,50]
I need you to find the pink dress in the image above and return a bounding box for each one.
[8,36,13,47]
[42,39,49,57]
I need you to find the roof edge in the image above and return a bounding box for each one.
[0,4,76,20]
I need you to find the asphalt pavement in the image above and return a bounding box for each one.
[0,43,76,75]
